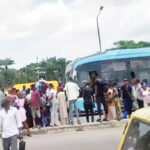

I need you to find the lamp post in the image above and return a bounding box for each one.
[97,6,104,53]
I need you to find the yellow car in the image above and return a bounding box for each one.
[13,82,34,91]
[118,107,150,150]
[13,80,59,91]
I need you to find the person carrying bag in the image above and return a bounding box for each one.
[19,138,26,150]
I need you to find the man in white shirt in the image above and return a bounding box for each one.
[0,99,23,150]
[47,84,59,126]
[64,78,81,125]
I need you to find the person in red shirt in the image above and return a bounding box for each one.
[30,85,41,128]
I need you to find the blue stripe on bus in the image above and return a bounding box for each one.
[74,48,150,69]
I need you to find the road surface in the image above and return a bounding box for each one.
[0,126,124,150]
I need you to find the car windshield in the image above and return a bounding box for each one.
[122,119,150,150]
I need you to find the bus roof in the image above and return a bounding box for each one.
[131,107,150,121]
[74,47,150,69]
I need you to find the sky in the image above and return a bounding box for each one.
[0,0,150,69]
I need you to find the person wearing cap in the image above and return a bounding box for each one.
[121,79,133,117]
[0,98,23,150]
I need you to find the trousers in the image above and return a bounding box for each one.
[96,96,108,116]
[50,99,59,126]
[69,99,80,124]
[2,135,18,150]
[84,103,94,122]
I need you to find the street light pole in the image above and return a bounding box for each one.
[97,6,104,53]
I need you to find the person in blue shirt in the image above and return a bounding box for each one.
[22,85,26,96]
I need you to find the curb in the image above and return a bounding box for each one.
[23,119,128,135]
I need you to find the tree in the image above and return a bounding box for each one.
[109,40,150,50]
[0,57,70,88]
[40,57,69,82]
[0,58,15,88]
[0,58,15,70]
[20,63,39,83]
[16,57,70,84]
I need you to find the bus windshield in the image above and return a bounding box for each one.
[122,119,150,150]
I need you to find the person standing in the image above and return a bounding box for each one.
[0,88,5,110]
[112,82,123,120]
[57,87,68,125]
[136,80,144,108]
[94,77,108,122]
[121,79,133,117]
[16,92,31,136]
[25,88,34,128]
[30,85,41,128]
[40,93,49,127]
[7,89,18,106]
[106,87,116,120]
[64,78,81,125]
[46,84,59,127]
[141,83,150,107]
[22,85,26,96]
[132,82,139,110]
[0,98,23,150]
[83,83,94,123]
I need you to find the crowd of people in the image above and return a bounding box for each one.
[0,79,82,133]
[86,75,150,123]
[0,76,150,134]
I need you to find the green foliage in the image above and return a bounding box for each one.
[0,57,70,88]
[39,57,69,82]
[0,58,15,88]
[108,40,150,50]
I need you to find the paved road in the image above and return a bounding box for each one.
[0,127,124,150]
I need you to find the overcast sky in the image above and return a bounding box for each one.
[0,0,150,69]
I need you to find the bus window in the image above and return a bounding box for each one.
[122,120,150,150]
[130,70,150,83]
[77,71,89,87]
[130,59,150,69]
[100,62,127,73]
[101,71,128,86]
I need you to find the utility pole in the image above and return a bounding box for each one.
[97,6,104,53]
